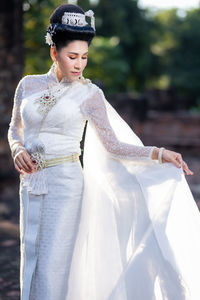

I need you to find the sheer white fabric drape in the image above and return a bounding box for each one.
[67,90,200,300]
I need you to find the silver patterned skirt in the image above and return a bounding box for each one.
[19,160,84,300]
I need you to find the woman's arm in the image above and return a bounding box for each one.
[7,77,26,160]
[7,77,36,174]
[80,85,193,175]
[80,86,158,162]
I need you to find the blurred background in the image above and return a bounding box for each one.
[1,0,200,298]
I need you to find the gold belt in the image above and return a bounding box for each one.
[45,153,80,168]
[30,152,80,170]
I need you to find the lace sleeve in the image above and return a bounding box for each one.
[80,86,156,161]
[7,77,26,160]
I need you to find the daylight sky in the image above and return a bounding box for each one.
[139,0,200,10]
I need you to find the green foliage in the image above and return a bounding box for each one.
[23,0,61,75]
[23,0,200,108]
[23,0,157,93]
[84,0,158,91]
[150,8,200,106]
[84,36,130,94]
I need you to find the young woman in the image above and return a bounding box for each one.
[7,4,200,300]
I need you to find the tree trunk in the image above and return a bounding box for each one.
[0,0,24,174]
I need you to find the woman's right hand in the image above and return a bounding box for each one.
[14,150,37,175]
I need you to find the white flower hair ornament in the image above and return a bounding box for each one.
[45,32,53,46]
[45,23,58,46]
[85,10,95,30]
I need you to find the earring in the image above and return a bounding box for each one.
[52,61,57,73]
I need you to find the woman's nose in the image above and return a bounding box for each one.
[75,59,81,69]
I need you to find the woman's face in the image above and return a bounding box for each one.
[50,40,89,82]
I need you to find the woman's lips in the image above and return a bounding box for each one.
[72,71,81,76]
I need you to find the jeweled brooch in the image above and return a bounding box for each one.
[34,90,60,115]
[30,151,46,171]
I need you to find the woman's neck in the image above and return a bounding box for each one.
[56,68,63,82]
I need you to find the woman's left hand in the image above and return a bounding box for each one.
[162,149,194,175]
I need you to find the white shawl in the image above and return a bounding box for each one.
[67,93,200,300]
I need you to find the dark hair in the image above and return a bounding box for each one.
[46,4,96,51]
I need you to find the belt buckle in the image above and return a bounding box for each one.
[31,151,46,170]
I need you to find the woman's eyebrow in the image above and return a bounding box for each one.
[67,51,88,55]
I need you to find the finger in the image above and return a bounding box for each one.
[19,157,32,172]
[183,169,193,175]
[23,155,36,171]
[23,152,36,170]
[14,163,24,174]
[172,157,182,168]
[14,162,28,174]
[182,161,194,175]
[21,154,36,172]
[182,162,193,175]
[15,159,32,174]
[182,161,190,171]
[175,154,183,167]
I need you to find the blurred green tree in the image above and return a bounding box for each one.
[23,0,200,108]
[80,0,158,91]
[151,8,200,107]
[23,0,59,75]
[23,0,158,93]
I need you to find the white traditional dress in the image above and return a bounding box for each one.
[7,62,200,300]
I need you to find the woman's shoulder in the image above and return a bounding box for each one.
[79,79,106,108]
[79,76,102,94]
[15,73,47,99]
[21,73,47,92]
[21,73,47,84]
[17,73,46,88]
[88,81,104,98]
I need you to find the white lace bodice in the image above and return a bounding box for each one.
[7,62,156,163]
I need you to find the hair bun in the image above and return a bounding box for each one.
[45,4,96,49]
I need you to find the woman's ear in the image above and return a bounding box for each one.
[50,46,57,62]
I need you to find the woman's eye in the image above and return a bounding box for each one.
[69,56,88,60]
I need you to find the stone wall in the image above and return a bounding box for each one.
[132,111,200,198]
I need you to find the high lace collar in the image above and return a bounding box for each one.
[46,62,76,86]
[46,62,91,87]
